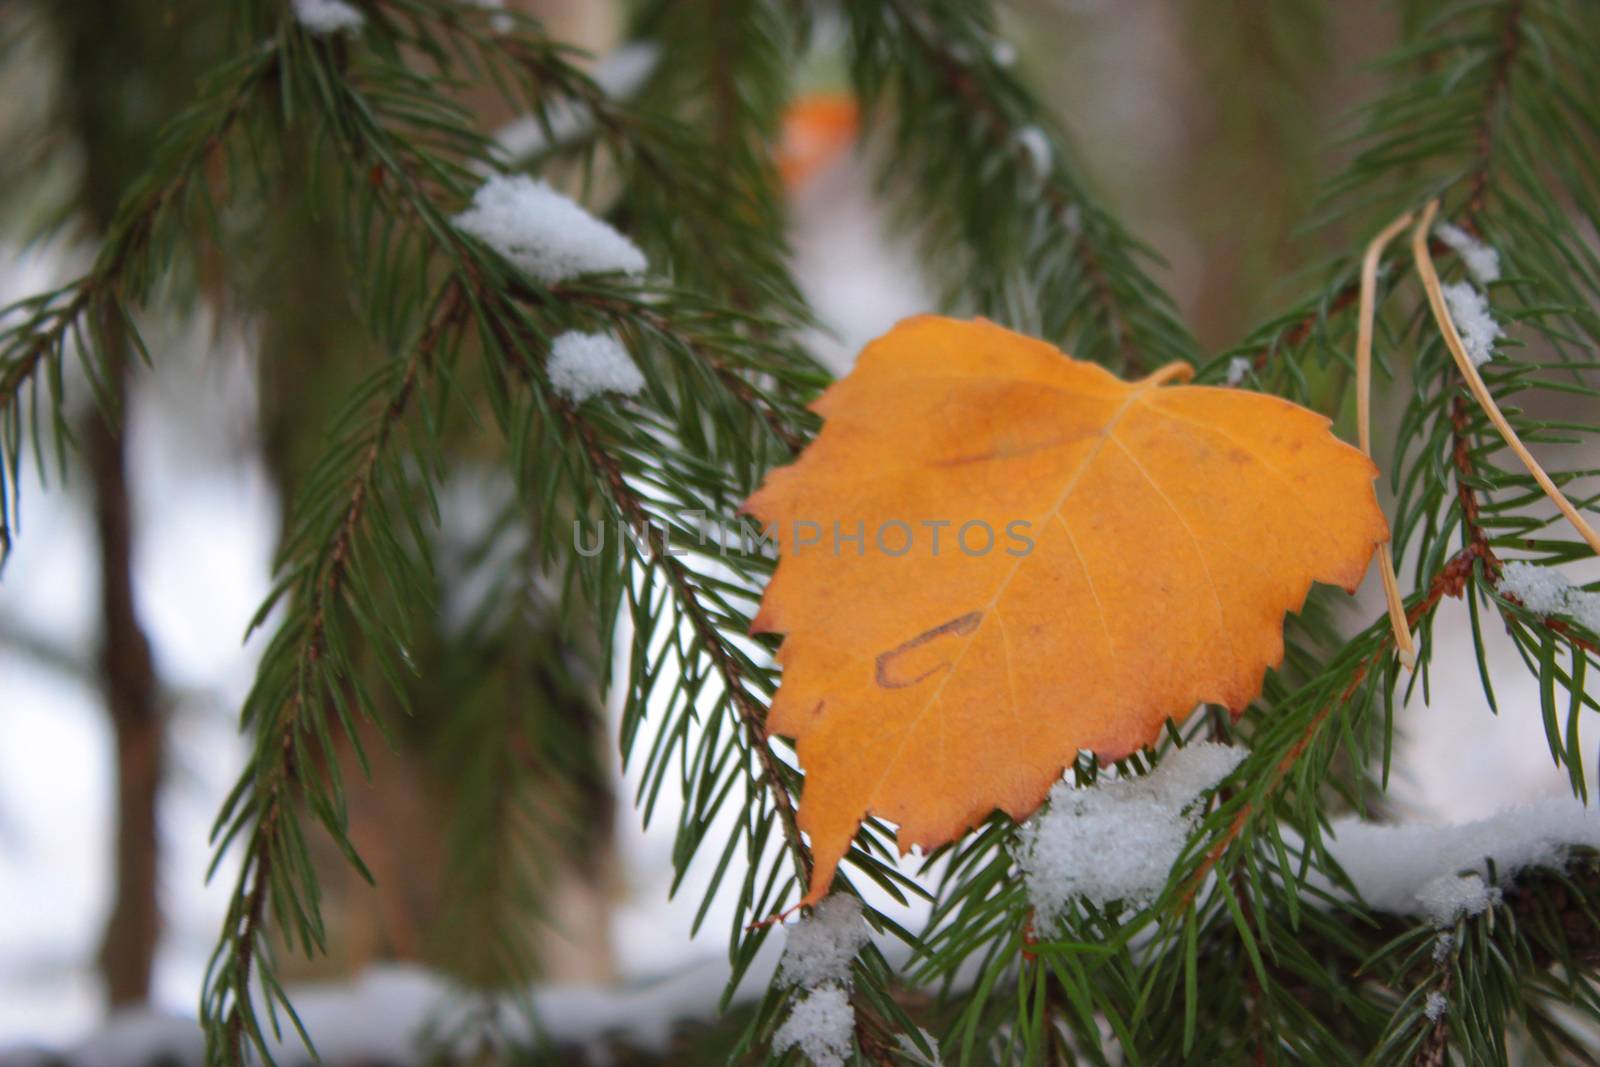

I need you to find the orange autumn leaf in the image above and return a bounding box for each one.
[744,316,1388,908]
[776,92,859,188]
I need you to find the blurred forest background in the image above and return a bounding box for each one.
[0,0,1589,1058]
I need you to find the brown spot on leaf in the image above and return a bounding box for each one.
[875,611,983,688]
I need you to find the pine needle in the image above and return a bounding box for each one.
[1356,210,1417,669]
[1411,200,1600,557]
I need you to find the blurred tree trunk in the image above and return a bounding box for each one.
[87,353,162,1006]
[52,0,217,1007]
[254,0,623,984]
[68,2,167,1002]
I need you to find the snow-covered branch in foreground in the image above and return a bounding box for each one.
[1325,795,1600,926]
[0,964,742,1067]
[1017,742,1246,927]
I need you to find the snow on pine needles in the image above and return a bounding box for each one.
[779,893,871,988]
[1017,742,1245,929]
[774,987,855,1067]
[1497,560,1600,632]
[773,894,872,1067]
[1325,795,1600,926]
[292,0,365,34]
[1430,222,1504,367]
[1435,222,1501,286]
[546,331,644,403]
[1442,281,1503,366]
[451,174,646,284]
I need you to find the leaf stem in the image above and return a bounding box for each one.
[1141,361,1195,387]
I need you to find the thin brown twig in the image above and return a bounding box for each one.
[219,283,465,1065]
[481,287,815,887]
[563,402,813,882]
[1465,0,1527,226]
[1412,960,1455,1067]
[1,49,275,415]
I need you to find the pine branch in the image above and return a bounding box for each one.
[1223,0,1537,391]
[0,41,277,559]
[184,8,853,1060]
[555,375,812,883]
[205,282,466,1065]
[846,0,1199,372]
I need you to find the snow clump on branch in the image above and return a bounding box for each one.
[547,332,644,403]
[292,0,365,35]
[1017,741,1246,928]
[772,894,872,1067]
[1442,281,1503,366]
[1434,222,1501,285]
[452,174,646,284]
[1497,560,1600,632]
[1325,795,1600,926]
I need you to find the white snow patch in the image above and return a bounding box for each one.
[451,174,646,284]
[1498,559,1575,615]
[1424,990,1448,1022]
[773,987,854,1067]
[1431,933,1453,963]
[1435,222,1501,285]
[1416,872,1498,924]
[1017,742,1245,925]
[1497,560,1600,631]
[0,962,746,1065]
[991,40,1018,67]
[780,894,870,989]
[292,0,364,34]
[64,1010,204,1067]
[1441,281,1503,366]
[1226,355,1252,386]
[1326,795,1600,926]
[1577,595,1600,635]
[1016,126,1052,179]
[547,331,644,403]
